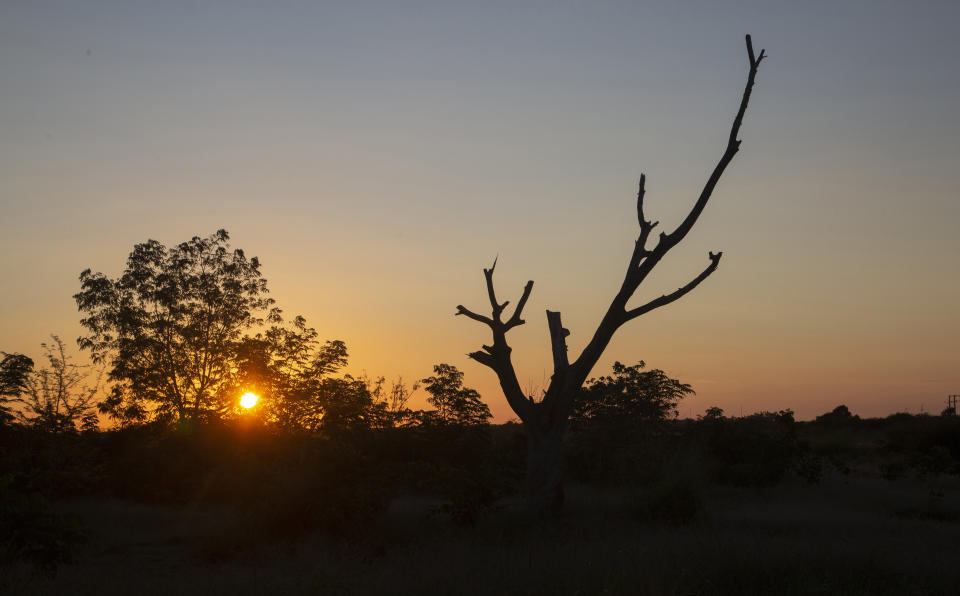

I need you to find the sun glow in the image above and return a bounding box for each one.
[240,392,259,409]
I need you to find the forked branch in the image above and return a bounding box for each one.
[456,260,537,421]
[624,251,722,322]
[505,280,534,331]
[455,259,535,334]
[570,35,765,387]
[483,257,509,319]
[455,304,493,326]
[660,34,765,252]
[629,174,659,270]
[456,35,765,430]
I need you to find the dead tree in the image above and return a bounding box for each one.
[455,36,766,514]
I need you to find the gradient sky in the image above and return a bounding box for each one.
[2,1,958,420]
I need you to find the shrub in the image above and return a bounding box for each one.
[698,410,807,487]
[0,475,86,573]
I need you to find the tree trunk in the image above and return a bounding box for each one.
[525,426,565,515]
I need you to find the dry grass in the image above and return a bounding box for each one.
[4,473,960,595]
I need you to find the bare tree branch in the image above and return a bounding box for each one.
[570,35,764,388]
[661,34,765,251]
[634,174,659,257]
[483,258,510,320]
[455,304,493,326]
[455,259,537,423]
[505,280,535,331]
[624,252,722,322]
[739,35,767,145]
[467,349,497,369]
[623,175,659,276]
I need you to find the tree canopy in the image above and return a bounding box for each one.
[420,364,491,427]
[73,229,387,431]
[1,352,34,425]
[571,361,694,427]
[13,336,100,432]
[232,317,377,433]
[75,230,279,423]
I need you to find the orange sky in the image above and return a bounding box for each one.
[2,2,959,420]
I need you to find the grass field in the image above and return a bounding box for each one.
[5,471,959,595]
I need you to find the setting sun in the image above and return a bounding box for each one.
[240,392,259,409]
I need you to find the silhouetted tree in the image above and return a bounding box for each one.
[567,362,694,486]
[230,316,377,433]
[702,406,725,421]
[15,336,101,432]
[366,375,419,428]
[75,230,277,423]
[571,361,694,426]
[303,375,375,434]
[455,36,766,513]
[815,404,860,426]
[1,352,34,424]
[421,364,491,427]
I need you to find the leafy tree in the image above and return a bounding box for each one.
[815,404,860,425]
[75,230,277,423]
[15,336,101,432]
[421,364,491,426]
[230,316,375,434]
[366,375,419,429]
[702,406,725,421]
[567,362,693,485]
[1,352,34,424]
[571,361,694,426]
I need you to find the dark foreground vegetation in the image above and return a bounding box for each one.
[3,408,960,595]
